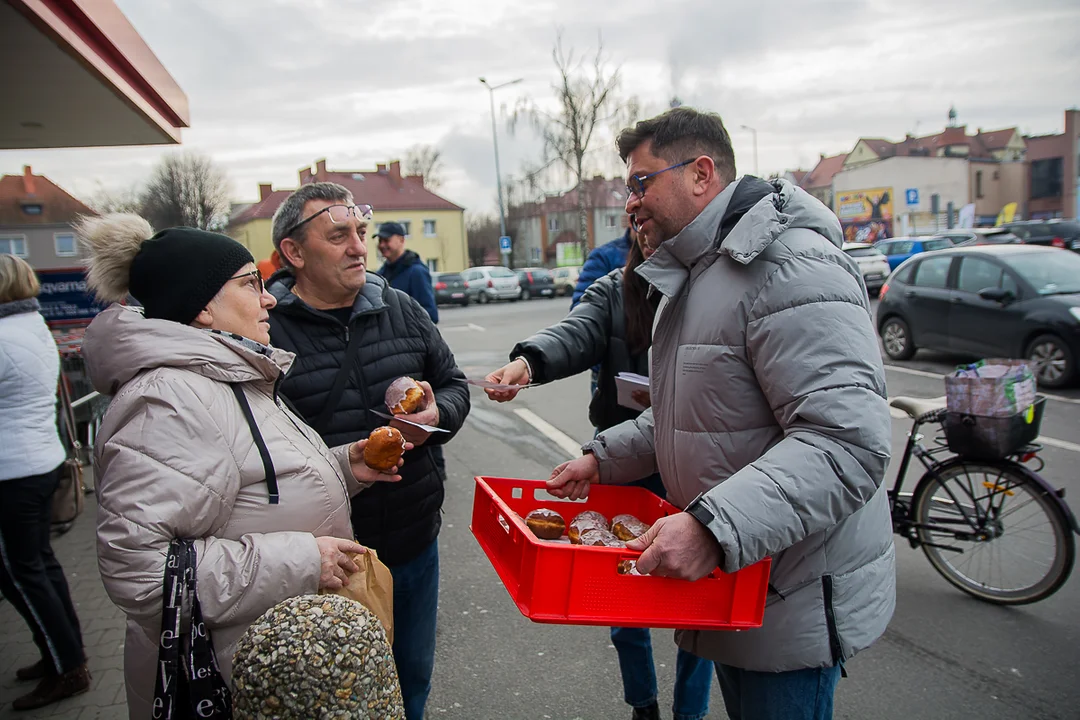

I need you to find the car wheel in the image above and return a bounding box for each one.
[521,288,531,301]
[460,297,470,307]
[478,291,489,305]
[881,317,916,361]
[1027,334,1074,388]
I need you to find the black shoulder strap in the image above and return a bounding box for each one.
[230,384,279,505]
[312,324,364,434]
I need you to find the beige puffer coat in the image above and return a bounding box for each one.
[84,304,361,719]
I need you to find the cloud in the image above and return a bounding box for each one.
[2,0,1077,214]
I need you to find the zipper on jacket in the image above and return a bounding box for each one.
[821,575,849,678]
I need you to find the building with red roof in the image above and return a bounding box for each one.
[229,159,468,273]
[0,166,95,269]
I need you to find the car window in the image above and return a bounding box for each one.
[924,239,953,251]
[1002,272,1020,297]
[890,241,915,254]
[1008,225,1033,240]
[1006,251,1080,295]
[892,263,915,284]
[531,269,553,280]
[956,258,1003,294]
[488,267,515,278]
[912,256,952,289]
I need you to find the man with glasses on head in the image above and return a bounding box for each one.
[265,182,471,720]
[375,221,438,324]
[547,107,894,720]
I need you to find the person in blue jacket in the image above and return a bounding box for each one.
[376,221,439,324]
[571,228,632,308]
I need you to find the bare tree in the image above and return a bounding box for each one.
[514,30,622,257]
[405,144,444,190]
[84,182,143,215]
[140,152,231,231]
[465,212,501,267]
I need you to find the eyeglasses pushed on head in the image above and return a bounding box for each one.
[283,203,374,238]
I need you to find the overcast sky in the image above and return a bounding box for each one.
[4,0,1079,217]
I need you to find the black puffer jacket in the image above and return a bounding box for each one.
[267,272,470,566]
[511,269,648,431]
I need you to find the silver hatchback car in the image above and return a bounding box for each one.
[461,266,521,304]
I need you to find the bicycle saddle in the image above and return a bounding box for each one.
[889,395,947,420]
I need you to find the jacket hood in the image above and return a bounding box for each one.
[638,177,843,296]
[387,250,423,268]
[83,304,294,395]
[267,270,389,322]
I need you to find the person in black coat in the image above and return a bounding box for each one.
[484,233,715,720]
[266,182,470,720]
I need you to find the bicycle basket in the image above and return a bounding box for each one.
[943,396,1046,460]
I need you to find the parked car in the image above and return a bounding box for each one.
[874,236,959,270]
[1003,219,1080,250]
[431,272,469,306]
[932,228,1021,246]
[876,245,1080,388]
[551,265,582,296]
[515,267,555,300]
[842,243,890,296]
[460,266,521,304]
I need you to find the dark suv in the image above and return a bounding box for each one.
[431,272,469,306]
[1003,220,1080,251]
[515,267,555,300]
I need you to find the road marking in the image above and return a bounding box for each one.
[440,323,487,332]
[513,408,581,459]
[1036,436,1080,454]
[885,365,1080,406]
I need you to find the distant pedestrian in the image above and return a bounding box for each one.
[376,221,439,323]
[0,254,90,711]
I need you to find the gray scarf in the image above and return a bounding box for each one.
[0,298,41,319]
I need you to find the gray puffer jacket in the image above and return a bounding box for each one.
[585,177,895,672]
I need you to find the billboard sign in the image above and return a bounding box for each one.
[836,187,894,244]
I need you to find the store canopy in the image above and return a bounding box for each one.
[0,0,189,149]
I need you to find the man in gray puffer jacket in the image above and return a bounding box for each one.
[548,107,894,720]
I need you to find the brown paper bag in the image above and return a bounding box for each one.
[321,550,394,643]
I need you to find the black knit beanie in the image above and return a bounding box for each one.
[128,227,254,325]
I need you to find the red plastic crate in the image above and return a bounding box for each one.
[470,476,771,630]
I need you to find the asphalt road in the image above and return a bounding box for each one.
[421,296,1080,720]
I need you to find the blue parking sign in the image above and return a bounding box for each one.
[499,236,512,252]
[905,188,919,206]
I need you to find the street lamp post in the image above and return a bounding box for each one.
[480,76,523,264]
[740,125,759,177]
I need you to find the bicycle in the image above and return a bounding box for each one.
[888,395,1079,605]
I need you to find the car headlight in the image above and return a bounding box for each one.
[1071,307,1080,323]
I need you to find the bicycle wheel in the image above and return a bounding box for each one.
[912,461,1074,605]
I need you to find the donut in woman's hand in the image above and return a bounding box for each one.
[363,427,406,472]
[568,510,609,544]
[385,377,424,415]
[524,508,565,540]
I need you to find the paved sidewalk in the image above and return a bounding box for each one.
[0,494,127,719]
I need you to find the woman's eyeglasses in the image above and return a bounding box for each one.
[230,269,265,294]
[282,203,374,238]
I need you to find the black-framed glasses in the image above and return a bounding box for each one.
[230,269,265,294]
[626,159,698,199]
[282,203,374,238]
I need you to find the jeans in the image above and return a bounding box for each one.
[611,627,715,720]
[715,664,842,720]
[611,473,713,719]
[388,539,439,720]
[0,467,85,674]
